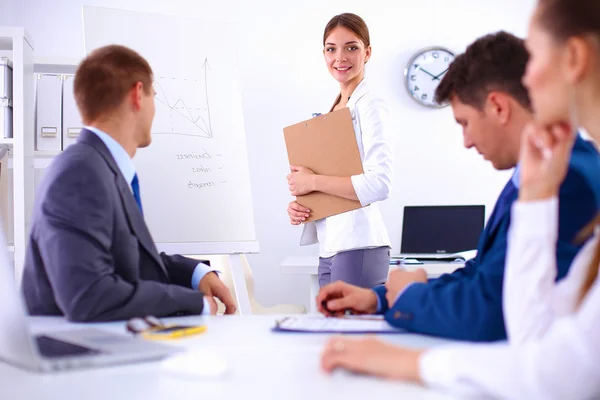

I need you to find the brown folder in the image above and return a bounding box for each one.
[283,107,364,222]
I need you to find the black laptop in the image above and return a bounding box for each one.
[398,205,485,262]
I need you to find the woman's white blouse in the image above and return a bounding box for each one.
[420,197,600,400]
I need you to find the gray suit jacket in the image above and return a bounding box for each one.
[22,129,207,321]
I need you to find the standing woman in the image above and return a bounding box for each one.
[320,1,600,399]
[287,13,393,289]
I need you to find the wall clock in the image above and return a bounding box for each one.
[404,47,455,108]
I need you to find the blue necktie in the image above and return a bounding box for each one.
[131,174,143,215]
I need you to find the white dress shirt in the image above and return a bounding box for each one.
[300,79,393,257]
[86,126,214,314]
[419,197,600,399]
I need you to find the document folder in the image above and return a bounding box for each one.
[273,316,405,334]
[35,74,62,151]
[61,74,82,150]
[283,107,364,222]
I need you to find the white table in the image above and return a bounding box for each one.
[281,256,466,313]
[0,316,457,400]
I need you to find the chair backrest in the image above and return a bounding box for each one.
[188,255,254,315]
[188,255,306,315]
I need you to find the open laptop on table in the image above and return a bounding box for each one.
[397,205,485,262]
[0,222,179,373]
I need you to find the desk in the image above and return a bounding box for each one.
[0,316,456,400]
[281,256,465,313]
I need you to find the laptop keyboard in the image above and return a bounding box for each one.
[35,335,100,358]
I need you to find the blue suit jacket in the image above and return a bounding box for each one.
[374,135,600,341]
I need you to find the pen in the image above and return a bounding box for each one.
[339,314,383,321]
[275,316,290,327]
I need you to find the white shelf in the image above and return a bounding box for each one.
[33,157,53,169]
[34,56,79,74]
[5,151,59,169]
[34,151,61,169]
[0,38,12,51]
[0,27,33,50]
[34,56,79,66]
[34,150,61,157]
[0,27,35,285]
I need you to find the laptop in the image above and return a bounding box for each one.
[398,205,485,262]
[0,223,180,373]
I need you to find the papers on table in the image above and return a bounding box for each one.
[273,315,405,334]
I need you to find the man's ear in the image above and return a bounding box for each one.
[130,82,144,111]
[486,92,511,125]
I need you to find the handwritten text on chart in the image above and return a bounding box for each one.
[176,149,212,160]
[192,165,212,173]
[188,181,216,189]
[175,149,225,189]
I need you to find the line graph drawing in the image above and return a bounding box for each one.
[154,83,210,134]
[152,58,213,138]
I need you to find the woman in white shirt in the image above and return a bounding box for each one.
[319,1,600,399]
[287,13,393,289]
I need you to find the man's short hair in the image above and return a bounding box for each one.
[435,31,532,111]
[74,45,153,123]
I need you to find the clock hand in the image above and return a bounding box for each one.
[418,67,440,81]
[433,68,449,80]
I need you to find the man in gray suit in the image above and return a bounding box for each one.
[22,45,236,322]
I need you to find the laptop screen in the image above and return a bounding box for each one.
[400,205,485,254]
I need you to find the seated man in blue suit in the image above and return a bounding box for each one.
[316,31,600,341]
[22,45,236,321]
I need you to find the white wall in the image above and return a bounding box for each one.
[0,1,17,24]
[5,0,536,310]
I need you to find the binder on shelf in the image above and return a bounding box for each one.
[0,57,13,140]
[61,74,82,150]
[35,74,62,151]
[0,98,12,139]
[0,57,13,100]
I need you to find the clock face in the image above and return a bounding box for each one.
[404,47,455,108]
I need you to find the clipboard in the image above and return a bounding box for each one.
[283,107,364,222]
[272,316,406,334]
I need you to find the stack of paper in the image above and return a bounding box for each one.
[273,316,405,334]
